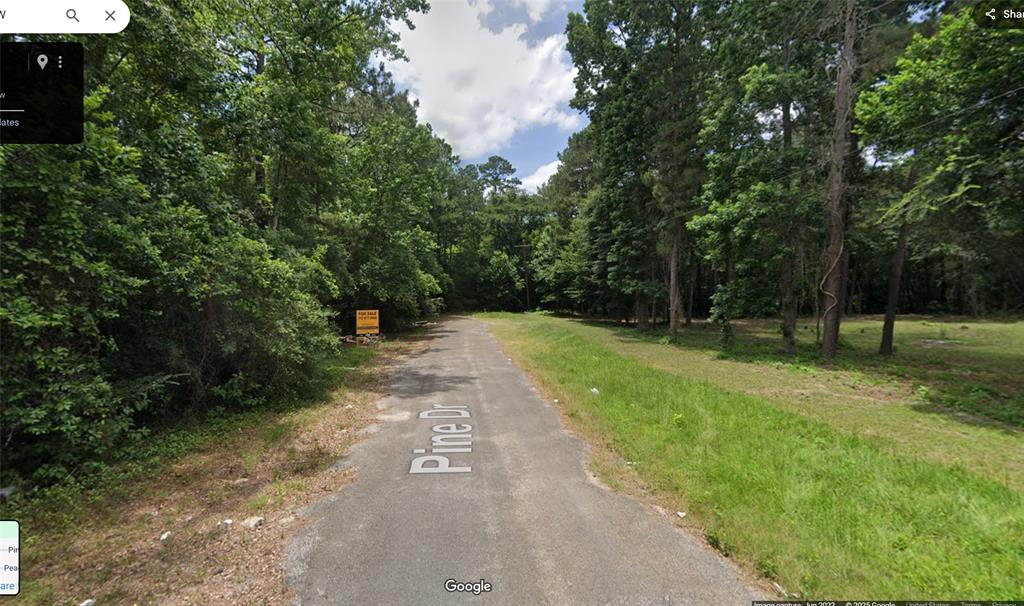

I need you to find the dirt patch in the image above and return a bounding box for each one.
[28,339,425,606]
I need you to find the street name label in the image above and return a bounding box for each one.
[0,521,19,595]
[409,405,473,474]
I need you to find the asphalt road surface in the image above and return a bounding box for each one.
[286,317,767,605]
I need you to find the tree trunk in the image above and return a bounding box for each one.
[779,39,797,354]
[820,0,858,359]
[879,219,911,356]
[637,292,651,330]
[669,217,682,337]
[685,248,695,326]
[879,167,917,355]
[781,249,798,354]
[724,236,735,284]
[270,155,286,231]
[847,265,856,315]
[965,274,981,316]
[523,251,532,310]
[254,48,266,195]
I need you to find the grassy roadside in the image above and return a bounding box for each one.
[1,338,419,605]
[546,316,1024,491]
[614,314,1024,427]
[480,313,1024,599]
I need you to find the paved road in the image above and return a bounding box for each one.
[286,317,766,605]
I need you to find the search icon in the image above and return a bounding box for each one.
[66,8,79,22]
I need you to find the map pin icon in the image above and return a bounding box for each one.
[37,54,48,70]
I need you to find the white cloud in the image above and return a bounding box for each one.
[516,0,560,23]
[472,0,495,16]
[522,159,561,193]
[387,0,581,160]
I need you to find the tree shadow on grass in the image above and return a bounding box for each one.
[574,316,1024,433]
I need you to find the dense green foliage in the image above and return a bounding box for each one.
[2,0,1022,484]
[0,0,525,485]
[525,0,1023,346]
[857,10,1024,315]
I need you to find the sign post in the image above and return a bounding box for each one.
[356,309,380,339]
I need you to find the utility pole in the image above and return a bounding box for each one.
[820,0,858,359]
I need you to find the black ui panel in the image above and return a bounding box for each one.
[0,42,84,144]
[974,0,1024,28]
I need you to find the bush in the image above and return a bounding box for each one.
[0,105,339,485]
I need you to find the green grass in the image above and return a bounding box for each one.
[258,419,296,446]
[246,493,270,512]
[520,314,1024,491]
[481,313,1024,599]
[623,315,1024,427]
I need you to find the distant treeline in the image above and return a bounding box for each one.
[515,0,1023,356]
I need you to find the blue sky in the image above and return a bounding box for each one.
[387,0,587,191]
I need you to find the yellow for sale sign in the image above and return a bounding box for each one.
[356,309,380,335]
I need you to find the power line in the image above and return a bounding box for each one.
[878,84,1024,139]
[860,0,907,17]
[768,83,1024,185]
